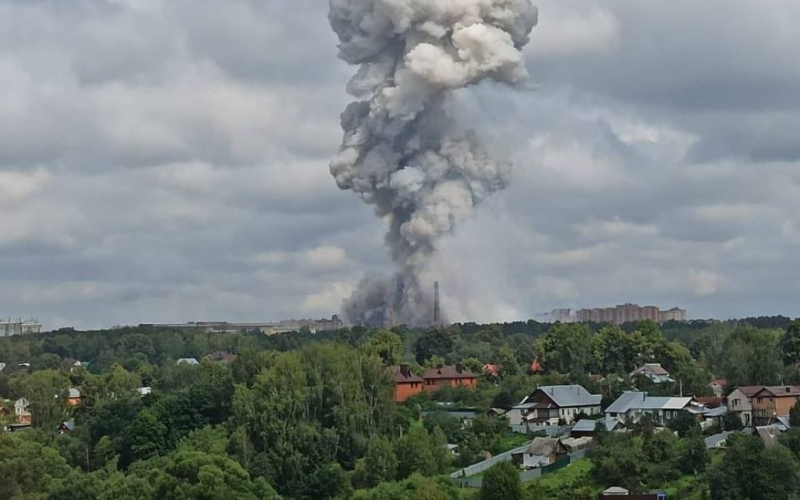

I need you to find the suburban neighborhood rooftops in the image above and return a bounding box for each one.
[422,364,476,380]
[530,385,602,408]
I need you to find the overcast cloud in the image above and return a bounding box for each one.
[1,0,799,329]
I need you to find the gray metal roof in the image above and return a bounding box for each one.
[572,418,618,432]
[704,431,732,449]
[537,385,602,408]
[605,391,693,414]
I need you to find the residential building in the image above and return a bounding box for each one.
[571,418,621,438]
[751,386,800,426]
[421,364,477,393]
[660,307,687,322]
[143,315,344,335]
[0,362,6,372]
[137,387,152,397]
[707,378,728,398]
[516,385,602,426]
[630,363,674,384]
[0,319,42,337]
[57,421,75,435]
[726,386,762,427]
[14,398,31,424]
[67,388,81,406]
[176,358,200,366]
[511,437,567,469]
[205,352,237,364]
[391,364,423,402]
[605,391,696,425]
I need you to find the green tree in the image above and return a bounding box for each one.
[18,369,70,430]
[0,434,72,499]
[414,327,461,364]
[364,330,403,365]
[790,399,800,428]
[396,426,436,479]
[679,430,710,475]
[120,409,167,467]
[537,323,592,375]
[708,433,800,499]
[592,325,638,375]
[479,461,521,500]
[722,411,744,431]
[362,436,398,487]
[781,319,800,365]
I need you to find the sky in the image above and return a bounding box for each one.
[1,0,800,330]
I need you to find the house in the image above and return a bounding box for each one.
[506,402,536,426]
[725,385,763,427]
[14,398,32,424]
[516,385,602,426]
[67,388,81,406]
[605,391,695,425]
[422,364,477,393]
[0,362,6,372]
[630,363,674,384]
[560,436,593,453]
[707,378,728,397]
[176,358,199,366]
[705,431,733,449]
[486,407,508,418]
[511,437,568,469]
[529,358,544,374]
[390,364,423,402]
[751,385,800,426]
[482,364,500,379]
[137,387,152,397]
[57,421,75,435]
[571,418,621,438]
[205,352,237,364]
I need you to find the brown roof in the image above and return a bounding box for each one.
[731,386,765,398]
[755,386,800,398]
[422,365,477,380]
[390,365,423,383]
[634,363,669,376]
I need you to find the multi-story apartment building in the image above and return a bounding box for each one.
[0,319,42,337]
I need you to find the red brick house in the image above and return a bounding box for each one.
[391,364,423,402]
[422,364,478,393]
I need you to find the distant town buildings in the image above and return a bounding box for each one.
[0,319,42,337]
[143,315,344,335]
[539,304,687,325]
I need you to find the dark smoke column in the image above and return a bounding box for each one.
[329,0,538,327]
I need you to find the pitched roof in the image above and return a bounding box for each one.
[177,358,199,366]
[605,391,693,414]
[59,421,75,431]
[633,363,669,376]
[68,388,81,398]
[535,385,602,408]
[390,365,423,383]
[422,365,477,380]
[709,378,728,387]
[525,437,566,456]
[728,385,764,398]
[0,362,6,372]
[572,418,618,433]
[756,386,800,398]
[757,426,783,447]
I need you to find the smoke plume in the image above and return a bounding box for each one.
[329,0,538,327]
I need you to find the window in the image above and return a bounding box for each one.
[758,398,763,404]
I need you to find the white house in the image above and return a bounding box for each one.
[605,391,695,425]
[630,363,674,384]
[14,398,31,423]
[516,385,603,426]
[726,386,762,427]
[511,437,568,469]
[176,358,199,366]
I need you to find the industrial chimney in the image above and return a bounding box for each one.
[433,281,441,327]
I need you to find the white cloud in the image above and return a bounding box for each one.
[687,268,721,296]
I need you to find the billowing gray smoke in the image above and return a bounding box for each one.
[329,0,538,327]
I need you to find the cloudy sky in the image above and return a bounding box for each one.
[2,0,799,329]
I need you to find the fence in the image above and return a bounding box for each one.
[449,442,532,479]
[452,449,590,489]
[510,424,570,437]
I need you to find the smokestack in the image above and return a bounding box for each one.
[330,0,538,328]
[433,281,441,327]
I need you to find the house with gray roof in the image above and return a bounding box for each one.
[605,391,696,425]
[630,363,674,384]
[517,385,602,426]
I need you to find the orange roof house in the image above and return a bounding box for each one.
[391,364,423,403]
[422,364,477,393]
[529,358,544,374]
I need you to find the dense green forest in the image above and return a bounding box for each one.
[1,316,800,499]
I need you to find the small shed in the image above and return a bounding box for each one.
[511,437,567,469]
